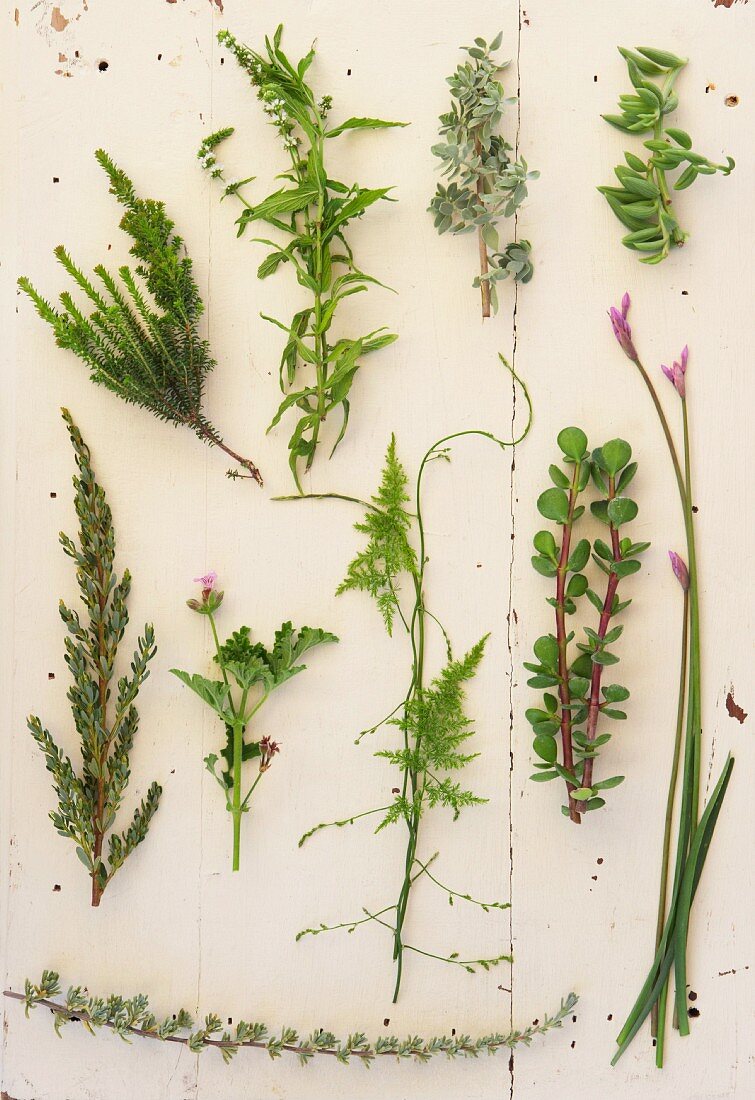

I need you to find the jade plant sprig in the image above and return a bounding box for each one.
[19,151,262,484]
[608,294,734,1067]
[171,573,337,871]
[28,410,161,906]
[7,973,576,1067]
[281,359,533,1001]
[527,428,648,823]
[202,26,404,490]
[599,46,734,264]
[429,33,538,317]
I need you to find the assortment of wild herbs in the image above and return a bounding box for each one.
[172,573,337,871]
[286,363,532,1001]
[600,46,734,264]
[527,428,647,822]
[28,411,161,907]
[7,20,740,1085]
[200,26,404,491]
[430,33,538,317]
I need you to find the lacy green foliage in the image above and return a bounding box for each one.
[335,435,417,634]
[14,972,577,1067]
[526,429,648,823]
[429,33,538,316]
[28,411,160,906]
[172,595,336,870]
[18,151,262,484]
[289,372,533,1000]
[202,26,404,490]
[599,47,734,265]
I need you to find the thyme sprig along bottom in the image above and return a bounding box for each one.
[282,357,532,1002]
[7,974,576,1067]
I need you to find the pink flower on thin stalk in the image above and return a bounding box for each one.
[668,551,690,591]
[608,292,637,361]
[661,345,688,398]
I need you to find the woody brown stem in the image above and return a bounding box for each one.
[474,136,491,319]
[193,420,263,486]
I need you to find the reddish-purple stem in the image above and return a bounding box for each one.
[556,467,582,824]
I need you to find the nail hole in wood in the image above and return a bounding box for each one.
[383,1018,389,1026]
[98,60,109,72]
[53,177,59,184]
[50,491,57,498]
[688,990,697,1001]
[48,673,55,680]
[725,95,739,107]
[347,68,351,76]
[688,1006,700,1018]
[53,884,61,892]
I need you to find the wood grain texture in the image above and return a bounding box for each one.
[1,1,752,1097]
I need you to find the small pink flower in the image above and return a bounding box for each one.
[608,293,637,360]
[194,571,218,592]
[668,551,690,591]
[661,346,688,398]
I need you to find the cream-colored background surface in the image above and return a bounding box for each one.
[2,2,752,1097]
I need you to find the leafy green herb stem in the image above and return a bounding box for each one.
[580,479,622,792]
[555,462,584,823]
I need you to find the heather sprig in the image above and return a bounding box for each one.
[527,428,648,822]
[171,574,337,870]
[28,411,161,906]
[202,25,405,490]
[7,973,577,1067]
[608,295,734,1067]
[281,357,533,1001]
[599,47,734,264]
[19,151,262,484]
[429,33,538,317]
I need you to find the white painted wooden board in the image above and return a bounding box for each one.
[2,1,752,1097]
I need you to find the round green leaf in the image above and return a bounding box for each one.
[533,530,558,559]
[602,439,632,476]
[567,573,589,598]
[571,787,594,801]
[567,539,590,572]
[612,558,642,578]
[537,488,569,524]
[531,555,558,578]
[607,496,638,526]
[533,634,559,670]
[533,735,558,763]
[548,463,570,489]
[558,426,588,462]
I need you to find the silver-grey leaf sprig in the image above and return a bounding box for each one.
[429,33,539,317]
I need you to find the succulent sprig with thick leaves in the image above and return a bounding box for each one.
[283,359,534,1001]
[429,33,538,317]
[19,153,262,484]
[172,582,337,871]
[527,429,647,822]
[599,46,734,265]
[28,410,161,906]
[204,26,404,491]
[9,972,576,1067]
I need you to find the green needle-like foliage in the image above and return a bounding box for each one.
[13,972,577,1067]
[202,25,404,490]
[429,33,538,317]
[599,46,734,264]
[526,429,648,823]
[28,410,161,906]
[18,151,263,484]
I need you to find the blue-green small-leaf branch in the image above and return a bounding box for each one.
[281,355,533,1002]
[172,581,337,871]
[527,428,648,823]
[599,46,734,265]
[429,33,538,317]
[6,973,576,1067]
[18,152,262,484]
[202,25,405,491]
[28,410,161,907]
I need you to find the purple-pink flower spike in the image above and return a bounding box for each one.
[668,551,690,591]
[660,346,688,398]
[608,292,637,360]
